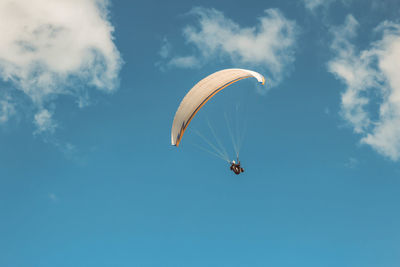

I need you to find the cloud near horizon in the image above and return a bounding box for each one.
[0,0,122,133]
[159,7,298,88]
[328,15,400,160]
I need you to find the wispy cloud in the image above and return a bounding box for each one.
[0,0,122,134]
[345,157,358,168]
[158,37,171,59]
[168,55,200,69]
[0,95,15,124]
[302,0,330,11]
[159,7,298,88]
[33,109,57,134]
[302,0,351,12]
[328,15,400,160]
[48,193,58,202]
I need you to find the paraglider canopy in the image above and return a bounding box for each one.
[171,68,265,146]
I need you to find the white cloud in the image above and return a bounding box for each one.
[160,7,298,88]
[0,0,122,133]
[328,15,400,160]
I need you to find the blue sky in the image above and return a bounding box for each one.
[1,0,400,266]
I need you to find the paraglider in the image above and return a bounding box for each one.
[171,68,265,174]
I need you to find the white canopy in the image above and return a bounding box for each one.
[171,68,265,146]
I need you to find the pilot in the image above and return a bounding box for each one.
[230,160,244,175]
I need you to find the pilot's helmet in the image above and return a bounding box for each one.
[232,160,236,164]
